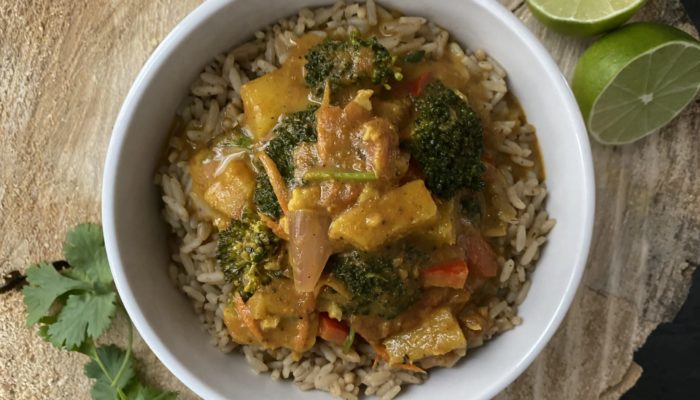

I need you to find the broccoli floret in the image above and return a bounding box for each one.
[265,106,318,182]
[402,50,425,63]
[253,107,318,218]
[408,80,485,199]
[327,250,420,319]
[253,167,282,219]
[217,212,282,299]
[304,34,395,98]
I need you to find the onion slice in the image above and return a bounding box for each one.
[289,210,332,292]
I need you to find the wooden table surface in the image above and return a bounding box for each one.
[1,0,699,399]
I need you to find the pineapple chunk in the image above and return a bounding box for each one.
[383,307,466,365]
[418,198,458,246]
[232,279,318,351]
[202,159,255,220]
[288,186,323,212]
[241,34,323,138]
[189,148,255,221]
[328,180,437,251]
[223,302,257,345]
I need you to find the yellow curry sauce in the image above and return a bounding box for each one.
[172,29,545,369]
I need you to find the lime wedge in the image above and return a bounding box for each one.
[527,0,646,37]
[572,23,700,145]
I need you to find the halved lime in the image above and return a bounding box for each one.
[527,0,646,37]
[572,23,700,145]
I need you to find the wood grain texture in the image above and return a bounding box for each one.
[0,0,698,399]
[0,1,200,398]
[497,2,700,399]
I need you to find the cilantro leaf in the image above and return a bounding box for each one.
[23,263,90,325]
[63,223,112,285]
[342,326,356,353]
[22,223,177,400]
[37,315,57,341]
[47,292,117,348]
[89,379,121,400]
[126,383,178,400]
[85,345,135,400]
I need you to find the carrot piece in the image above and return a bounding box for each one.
[233,293,264,343]
[421,259,469,289]
[409,72,432,97]
[318,313,349,345]
[256,151,289,215]
[342,327,356,353]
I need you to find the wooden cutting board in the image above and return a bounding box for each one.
[1,0,698,398]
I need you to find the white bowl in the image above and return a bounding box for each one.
[102,0,595,399]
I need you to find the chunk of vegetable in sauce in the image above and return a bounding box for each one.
[326,249,420,319]
[224,279,318,352]
[408,80,485,199]
[288,210,332,292]
[417,198,458,246]
[241,34,322,138]
[383,307,466,365]
[459,222,499,278]
[253,167,283,219]
[328,180,438,251]
[217,212,282,299]
[420,259,469,289]
[188,149,256,222]
[304,33,396,99]
[265,106,319,183]
[318,313,350,345]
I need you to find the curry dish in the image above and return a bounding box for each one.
[160,2,552,393]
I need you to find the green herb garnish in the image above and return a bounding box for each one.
[403,50,425,63]
[342,327,356,353]
[23,223,177,400]
[303,169,378,183]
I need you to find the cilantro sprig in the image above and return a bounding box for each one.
[22,223,177,400]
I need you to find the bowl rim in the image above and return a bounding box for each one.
[102,0,595,399]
